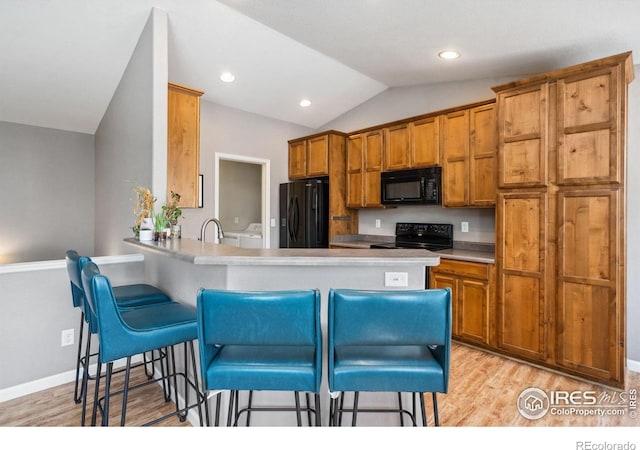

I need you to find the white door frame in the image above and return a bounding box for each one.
[214,152,271,248]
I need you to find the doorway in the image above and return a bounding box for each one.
[214,153,271,248]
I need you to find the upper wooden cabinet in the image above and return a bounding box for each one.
[411,116,441,167]
[288,133,330,179]
[383,117,440,171]
[347,130,384,208]
[383,123,411,170]
[441,102,497,207]
[557,67,624,185]
[496,84,549,188]
[167,82,204,208]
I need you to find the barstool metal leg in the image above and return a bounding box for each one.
[420,392,427,426]
[103,362,114,426]
[74,313,85,404]
[120,357,133,426]
[315,393,322,426]
[91,358,102,426]
[80,333,92,426]
[352,392,359,426]
[246,391,253,426]
[432,392,439,426]
[294,391,302,426]
[398,392,404,426]
[227,390,236,426]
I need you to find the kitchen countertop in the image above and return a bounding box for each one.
[124,237,440,267]
[330,234,495,264]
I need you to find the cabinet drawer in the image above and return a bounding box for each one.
[432,259,490,280]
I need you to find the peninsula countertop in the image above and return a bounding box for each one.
[124,237,441,267]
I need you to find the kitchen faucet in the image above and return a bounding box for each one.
[200,218,224,242]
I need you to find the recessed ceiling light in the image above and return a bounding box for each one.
[299,99,312,107]
[220,72,235,83]
[438,50,461,60]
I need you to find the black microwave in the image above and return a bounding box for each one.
[381,167,442,205]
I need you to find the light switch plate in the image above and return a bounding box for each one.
[385,272,408,287]
[461,222,469,232]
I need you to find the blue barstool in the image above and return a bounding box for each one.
[196,289,322,426]
[65,250,173,424]
[81,261,208,426]
[328,288,452,426]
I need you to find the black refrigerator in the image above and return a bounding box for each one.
[279,178,329,248]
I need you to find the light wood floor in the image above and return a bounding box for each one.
[1,342,638,426]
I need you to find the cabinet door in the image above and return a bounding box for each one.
[167,83,203,208]
[346,134,364,208]
[431,271,459,337]
[556,188,622,383]
[459,278,490,345]
[497,84,548,188]
[288,140,307,179]
[497,191,548,361]
[411,116,440,167]
[364,130,384,207]
[384,123,411,171]
[306,135,329,177]
[470,104,497,206]
[557,67,622,185]
[442,110,470,206]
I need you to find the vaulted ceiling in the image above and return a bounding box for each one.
[1,0,639,134]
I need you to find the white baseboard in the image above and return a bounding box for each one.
[0,356,141,403]
[628,358,640,373]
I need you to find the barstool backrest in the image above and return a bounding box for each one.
[197,289,321,346]
[329,288,451,346]
[65,250,95,331]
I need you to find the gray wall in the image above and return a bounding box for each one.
[94,8,166,256]
[0,122,94,263]
[0,259,148,391]
[219,160,262,231]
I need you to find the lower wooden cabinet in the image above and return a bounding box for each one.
[431,259,495,347]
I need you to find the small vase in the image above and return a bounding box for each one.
[172,224,181,239]
[139,229,153,241]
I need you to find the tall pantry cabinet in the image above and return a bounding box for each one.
[492,52,634,388]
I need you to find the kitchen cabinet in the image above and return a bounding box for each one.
[287,131,357,242]
[383,116,440,171]
[167,82,204,208]
[441,102,497,207]
[493,51,633,388]
[441,109,470,206]
[288,133,330,179]
[411,115,441,167]
[346,129,384,208]
[431,259,495,347]
[383,123,411,170]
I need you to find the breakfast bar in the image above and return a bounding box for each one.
[124,237,440,426]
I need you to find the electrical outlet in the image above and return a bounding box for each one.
[375,219,381,228]
[461,222,469,233]
[61,329,74,347]
[234,217,239,224]
[385,272,408,287]
[270,218,276,227]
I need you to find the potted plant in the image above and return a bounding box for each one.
[132,183,156,240]
[153,211,169,241]
[162,191,183,238]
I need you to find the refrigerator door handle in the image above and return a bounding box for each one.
[288,197,295,242]
[293,197,300,241]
